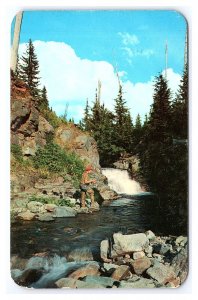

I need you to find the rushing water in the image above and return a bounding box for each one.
[11,169,187,287]
[102,168,142,194]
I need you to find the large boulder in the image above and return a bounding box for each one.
[112,233,149,256]
[131,257,152,275]
[119,277,156,288]
[68,262,100,279]
[83,275,117,288]
[146,263,177,285]
[52,206,77,218]
[17,210,36,221]
[111,265,131,281]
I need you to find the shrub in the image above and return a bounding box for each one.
[28,195,75,207]
[32,142,84,182]
[42,109,67,129]
[11,144,23,162]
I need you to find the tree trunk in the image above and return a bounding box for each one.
[11,11,23,72]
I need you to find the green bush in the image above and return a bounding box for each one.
[11,144,23,162]
[28,195,75,207]
[32,142,84,182]
[42,109,67,129]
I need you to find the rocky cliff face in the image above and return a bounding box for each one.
[10,76,117,203]
[11,77,54,156]
[55,124,100,169]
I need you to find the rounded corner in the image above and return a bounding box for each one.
[173,10,189,30]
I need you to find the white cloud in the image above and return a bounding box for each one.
[122,47,154,63]
[118,32,139,45]
[18,41,181,122]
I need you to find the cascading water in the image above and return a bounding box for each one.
[102,168,143,195]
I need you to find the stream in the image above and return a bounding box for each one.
[11,168,187,287]
[11,190,185,260]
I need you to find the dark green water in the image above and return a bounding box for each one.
[11,193,187,260]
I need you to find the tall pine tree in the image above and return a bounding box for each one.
[19,39,40,98]
[39,86,49,110]
[171,63,188,139]
[140,74,172,194]
[133,113,143,154]
[114,85,133,154]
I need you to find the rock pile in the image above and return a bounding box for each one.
[11,197,100,221]
[99,230,188,288]
[11,230,188,288]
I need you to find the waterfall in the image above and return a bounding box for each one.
[102,168,142,195]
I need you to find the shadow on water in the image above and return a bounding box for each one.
[11,192,187,260]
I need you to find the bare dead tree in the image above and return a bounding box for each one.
[11,11,23,73]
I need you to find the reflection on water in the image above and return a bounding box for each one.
[11,194,186,259]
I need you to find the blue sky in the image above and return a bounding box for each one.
[12,10,187,122]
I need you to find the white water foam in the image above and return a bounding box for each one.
[102,168,142,195]
[26,255,93,288]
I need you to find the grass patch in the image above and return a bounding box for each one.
[28,195,75,207]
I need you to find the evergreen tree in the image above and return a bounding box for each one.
[39,86,49,110]
[114,85,133,153]
[171,63,188,139]
[133,114,143,154]
[139,74,172,194]
[19,39,40,98]
[81,98,91,131]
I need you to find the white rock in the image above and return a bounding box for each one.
[100,240,111,262]
[113,233,149,255]
[175,236,187,247]
[145,230,156,240]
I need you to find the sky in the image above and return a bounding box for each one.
[11,10,187,123]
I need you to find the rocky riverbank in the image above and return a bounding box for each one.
[11,230,188,288]
[11,195,102,222]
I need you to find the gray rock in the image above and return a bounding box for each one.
[112,232,149,256]
[76,280,104,289]
[37,213,55,222]
[83,275,117,288]
[17,210,36,221]
[146,263,176,285]
[159,243,173,255]
[119,277,155,288]
[145,230,156,241]
[75,207,90,214]
[171,246,188,283]
[27,201,45,213]
[175,236,187,247]
[145,245,153,258]
[102,263,119,273]
[55,278,77,288]
[52,206,77,218]
[100,240,111,262]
